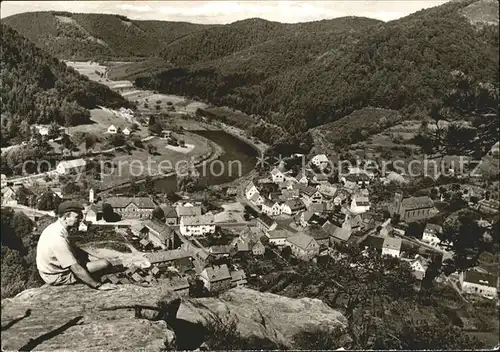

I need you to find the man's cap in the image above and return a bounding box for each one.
[57,201,84,215]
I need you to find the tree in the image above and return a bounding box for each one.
[71,131,87,147]
[60,133,74,150]
[152,207,165,221]
[108,133,125,147]
[37,191,61,211]
[48,123,61,138]
[439,210,488,272]
[281,246,292,260]
[102,203,119,222]
[82,133,97,152]
[149,122,163,135]
[16,185,35,206]
[62,181,80,196]
[144,176,155,195]
[405,222,424,239]
[421,254,442,290]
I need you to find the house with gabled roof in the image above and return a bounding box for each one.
[262,199,281,216]
[160,203,178,225]
[477,199,499,215]
[317,184,337,199]
[231,226,264,254]
[209,245,235,257]
[307,202,325,214]
[107,125,118,134]
[459,269,498,299]
[180,213,215,237]
[307,226,331,248]
[408,255,428,280]
[245,181,259,200]
[313,173,330,183]
[422,223,443,249]
[144,249,192,265]
[256,214,277,232]
[310,154,329,170]
[281,189,300,201]
[350,194,371,214]
[122,127,131,136]
[286,232,320,260]
[56,158,87,175]
[301,186,323,207]
[281,199,306,215]
[361,235,385,253]
[230,269,248,287]
[330,224,352,244]
[270,167,286,184]
[250,192,265,206]
[382,236,402,257]
[104,196,156,219]
[266,228,294,246]
[291,171,309,185]
[1,186,17,205]
[308,213,329,227]
[279,179,297,190]
[176,205,202,218]
[200,264,232,292]
[140,219,175,249]
[299,210,314,227]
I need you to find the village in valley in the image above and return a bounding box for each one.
[2,134,499,302]
[1,2,499,347]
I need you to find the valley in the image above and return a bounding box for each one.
[1,0,499,351]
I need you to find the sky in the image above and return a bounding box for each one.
[1,1,450,23]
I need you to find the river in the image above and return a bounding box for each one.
[65,60,261,194]
[151,130,259,192]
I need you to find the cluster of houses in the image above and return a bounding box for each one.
[107,124,132,136]
[245,163,375,221]
[2,146,498,300]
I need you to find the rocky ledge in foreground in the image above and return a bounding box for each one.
[1,284,347,351]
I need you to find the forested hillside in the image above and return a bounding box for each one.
[159,17,380,67]
[135,0,498,133]
[0,24,132,146]
[2,11,211,60]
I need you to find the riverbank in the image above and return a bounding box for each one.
[98,133,224,195]
[65,60,264,194]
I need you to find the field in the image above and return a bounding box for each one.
[63,61,216,188]
[106,58,172,81]
[68,109,146,139]
[126,90,207,114]
[105,132,211,185]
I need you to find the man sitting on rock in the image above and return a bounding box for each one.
[36,201,117,291]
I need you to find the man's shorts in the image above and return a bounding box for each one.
[39,270,77,286]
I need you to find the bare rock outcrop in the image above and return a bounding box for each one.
[1,284,177,351]
[2,284,347,350]
[178,287,348,349]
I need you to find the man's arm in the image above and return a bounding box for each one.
[70,263,101,289]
